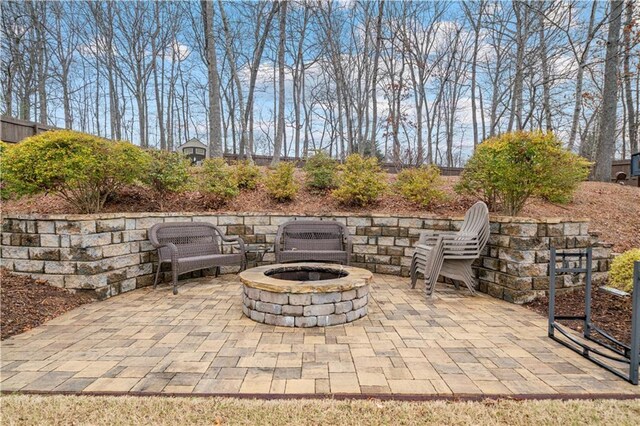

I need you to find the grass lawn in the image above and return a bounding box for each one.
[1,395,639,425]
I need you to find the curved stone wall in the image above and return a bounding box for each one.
[0,212,612,303]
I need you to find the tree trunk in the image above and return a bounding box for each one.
[292,5,309,159]
[568,2,597,150]
[464,1,483,149]
[509,1,526,132]
[152,9,166,150]
[271,1,287,166]
[218,0,247,157]
[623,0,637,156]
[243,2,279,161]
[35,2,48,125]
[538,7,553,131]
[593,0,624,181]
[202,0,223,157]
[368,0,385,156]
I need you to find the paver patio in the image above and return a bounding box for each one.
[1,274,638,396]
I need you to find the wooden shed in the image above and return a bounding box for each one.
[178,138,208,165]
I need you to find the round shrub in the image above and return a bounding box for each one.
[304,150,337,191]
[332,154,387,206]
[232,160,261,190]
[145,150,191,208]
[2,130,149,213]
[201,158,239,206]
[456,131,591,215]
[0,142,15,199]
[609,248,640,294]
[395,165,445,207]
[265,162,298,202]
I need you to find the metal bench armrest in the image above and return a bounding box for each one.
[219,234,246,255]
[156,242,178,263]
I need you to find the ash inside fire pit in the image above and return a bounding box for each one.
[264,265,348,281]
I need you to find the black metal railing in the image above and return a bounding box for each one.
[548,248,639,385]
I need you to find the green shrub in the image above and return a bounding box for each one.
[395,165,446,207]
[0,142,14,199]
[144,150,191,208]
[232,160,261,190]
[1,130,149,213]
[304,150,337,191]
[609,249,640,294]
[456,131,591,215]
[265,162,298,202]
[332,154,387,206]
[201,158,239,206]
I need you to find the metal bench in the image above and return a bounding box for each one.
[275,220,351,265]
[149,222,246,294]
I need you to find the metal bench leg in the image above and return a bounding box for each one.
[153,262,162,289]
[172,267,179,295]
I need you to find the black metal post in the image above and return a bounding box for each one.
[630,261,640,385]
[584,249,593,340]
[548,248,556,337]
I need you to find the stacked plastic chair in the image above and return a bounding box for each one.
[410,201,490,296]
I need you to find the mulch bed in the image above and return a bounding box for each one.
[0,268,95,340]
[4,177,639,252]
[524,287,635,347]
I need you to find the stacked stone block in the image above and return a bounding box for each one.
[241,285,369,327]
[1,212,612,304]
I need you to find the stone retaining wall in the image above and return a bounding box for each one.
[1,212,612,303]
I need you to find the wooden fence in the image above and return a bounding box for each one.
[221,153,464,175]
[611,159,639,186]
[1,115,56,144]
[0,115,634,181]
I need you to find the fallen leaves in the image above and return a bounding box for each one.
[0,268,95,340]
[525,287,635,346]
[3,176,639,252]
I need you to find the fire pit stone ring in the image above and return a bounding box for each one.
[238,263,373,327]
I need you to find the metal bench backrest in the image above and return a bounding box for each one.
[280,220,347,252]
[149,222,220,261]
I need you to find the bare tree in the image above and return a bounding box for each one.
[508,1,530,132]
[202,0,222,157]
[567,1,600,150]
[623,0,637,156]
[218,0,247,156]
[271,1,288,166]
[463,0,486,148]
[241,1,280,160]
[537,2,553,131]
[368,0,385,157]
[593,0,624,181]
[3,0,635,173]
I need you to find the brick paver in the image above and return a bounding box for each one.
[1,274,638,396]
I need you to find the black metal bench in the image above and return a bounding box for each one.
[274,220,351,265]
[149,222,245,294]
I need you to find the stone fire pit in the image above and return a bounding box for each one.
[238,263,373,327]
